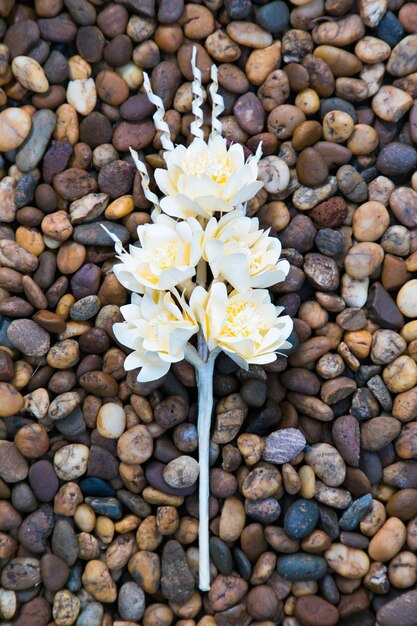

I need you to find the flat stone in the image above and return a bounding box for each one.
[277,553,327,581]
[339,493,373,530]
[263,428,306,464]
[15,109,56,173]
[7,319,51,357]
[161,540,195,602]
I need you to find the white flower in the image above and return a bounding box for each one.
[112,213,203,293]
[203,208,290,291]
[155,135,263,220]
[190,282,293,369]
[114,289,199,382]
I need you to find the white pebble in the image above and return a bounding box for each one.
[66,78,97,116]
[97,403,126,439]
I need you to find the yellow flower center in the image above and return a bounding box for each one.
[152,241,180,270]
[221,300,262,342]
[187,151,230,184]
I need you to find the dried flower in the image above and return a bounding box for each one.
[203,208,290,291]
[112,213,203,293]
[156,135,263,220]
[190,282,293,369]
[114,289,198,382]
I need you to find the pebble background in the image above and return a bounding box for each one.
[1,0,417,625]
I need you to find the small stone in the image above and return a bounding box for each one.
[295,596,339,626]
[69,194,109,225]
[82,560,117,603]
[208,573,248,611]
[84,497,122,519]
[97,403,126,439]
[0,383,24,418]
[40,554,69,592]
[210,536,233,575]
[233,93,265,135]
[52,589,80,626]
[163,456,199,488]
[0,441,28,482]
[377,590,417,626]
[66,78,96,116]
[54,444,89,480]
[263,429,306,464]
[16,109,56,173]
[256,0,289,34]
[118,581,145,622]
[0,108,32,151]
[18,505,53,553]
[377,142,417,176]
[11,56,49,92]
[397,279,417,317]
[305,443,346,487]
[29,460,59,502]
[161,540,195,602]
[339,493,373,531]
[7,319,50,357]
[1,558,41,591]
[308,197,348,229]
[277,553,327,581]
[367,282,404,329]
[292,177,338,211]
[296,148,329,187]
[284,499,320,540]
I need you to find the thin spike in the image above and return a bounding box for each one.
[129,148,160,215]
[142,72,174,152]
[209,64,224,137]
[190,46,204,139]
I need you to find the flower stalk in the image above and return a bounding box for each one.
[196,353,216,591]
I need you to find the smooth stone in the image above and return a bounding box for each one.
[15,110,56,173]
[256,0,289,34]
[40,554,69,592]
[240,379,267,408]
[376,11,405,47]
[28,460,59,502]
[18,505,54,553]
[339,494,373,531]
[284,499,320,540]
[52,519,79,566]
[163,455,199,489]
[7,319,50,357]
[320,98,358,123]
[232,548,251,581]
[76,602,104,626]
[118,582,145,622]
[376,142,417,177]
[210,536,233,575]
[277,553,327,581]
[161,540,195,602]
[377,590,417,626]
[84,497,122,519]
[145,460,197,496]
[79,478,115,497]
[263,428,306,464]
[245,399,282,435]
[73,221,129,246]
[367,282,404,330]
[245,497,281,524]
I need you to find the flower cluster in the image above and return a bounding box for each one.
[111,131,293,382]
[107,56,293,383]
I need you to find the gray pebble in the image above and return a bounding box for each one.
[339,493,373,530]
[118,582,145,622]
[70,295,101,321]
[16,109,57,173]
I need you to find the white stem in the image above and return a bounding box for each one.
[196,356,216,592]
[209,64,224,138]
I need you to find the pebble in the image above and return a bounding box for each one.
[397,280,417,318]
[82,560,117,603]
[16,109,56,173]
[339,494,373,531]
[284,499,320,540]
[295,596,339,626]
[7,319,50,357]
[210,536,233,575]
[256,0,289,34]
[277,553,327,581]
[377,142,417,177]
[54,443,89,480]
[0,109,32,152]
[263,428,306,464]
[163,456,199,488]
[118,582,145,622]
[161,540,194,602]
